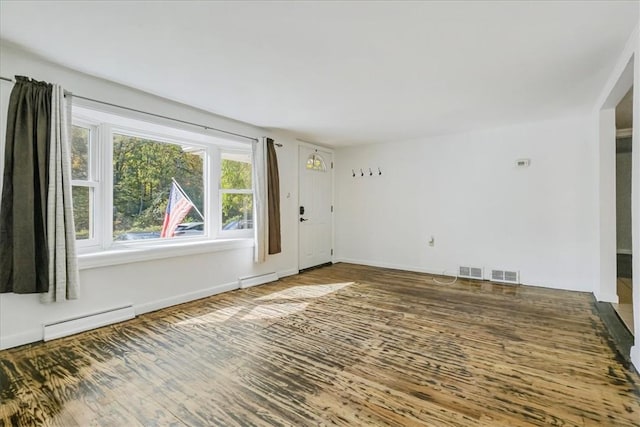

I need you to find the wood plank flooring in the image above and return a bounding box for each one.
[1,263,639,426]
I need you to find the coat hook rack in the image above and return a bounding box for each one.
[352,167,383,178]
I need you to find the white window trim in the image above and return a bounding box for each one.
[72,105,256,264]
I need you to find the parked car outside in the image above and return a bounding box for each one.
[174,222,204,236]
[222,219,253,230]
[115,231,161,241]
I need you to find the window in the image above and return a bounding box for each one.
[220,152,253,232]
[112,132,205,241]
[306,153,327,171]
[70,105,253,253]
[71,123,98,244]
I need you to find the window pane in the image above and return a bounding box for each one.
[221,152,251,189]
[72,186,91,240]
[71,126,90,179]
[306,153,326,172]
[221,193,253,230]
[112,134,205,240]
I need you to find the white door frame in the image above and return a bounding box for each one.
[297,141,335,270]
[595,46,639,369]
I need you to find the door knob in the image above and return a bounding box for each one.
[300,217,308,222]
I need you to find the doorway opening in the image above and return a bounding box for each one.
[614,87,634,334]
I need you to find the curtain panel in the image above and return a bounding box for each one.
[0,77,52,293]
[252,138,268,263]
[0,76,79,300]
[266,138,281,255]
[42,85,79,302]
[252,137,282,263]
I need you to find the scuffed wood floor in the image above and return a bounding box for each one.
[1,263,639,426]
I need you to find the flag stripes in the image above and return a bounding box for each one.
[160,182,194,238]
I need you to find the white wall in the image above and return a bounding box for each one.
[0,43,300,349]
[335,116,598,293]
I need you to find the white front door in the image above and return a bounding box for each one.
[298,145,333,270]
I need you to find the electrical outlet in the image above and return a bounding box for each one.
[428,236,435,247]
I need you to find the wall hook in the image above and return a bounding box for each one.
[369,168,373,176]
[378,167,382,175]
[352,169,356,177]
[360,168,364,177]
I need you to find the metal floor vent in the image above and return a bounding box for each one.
[491,269,520,284]
[458,266,483,280]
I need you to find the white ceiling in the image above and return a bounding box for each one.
[0,1,637,146]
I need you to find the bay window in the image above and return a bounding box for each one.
[71,105,253,254]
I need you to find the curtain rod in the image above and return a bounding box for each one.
[0,75,266,144]
[70,93,260,143]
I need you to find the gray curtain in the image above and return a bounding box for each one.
[0,77,52,294]
[252,138,267,263]
[0,77,79,299]
[266,138,281,254]
[42,85,79,302]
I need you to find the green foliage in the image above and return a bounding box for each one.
[72,186,90,239]
[71,126,89,180]
[221,158,252,226]
[221,158,251,189]
[112,134,204,235]
[71,126,91,239]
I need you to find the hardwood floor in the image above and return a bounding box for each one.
[1,263,639,426]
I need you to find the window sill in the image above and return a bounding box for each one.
[78,238,254,270]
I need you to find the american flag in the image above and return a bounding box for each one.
[160,182,194,238]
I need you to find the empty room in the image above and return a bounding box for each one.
[0,1,639,426]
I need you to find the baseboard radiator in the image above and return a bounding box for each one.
[43,305,135,342]
[239,272,278,289]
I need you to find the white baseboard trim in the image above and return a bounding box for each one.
[135,281,239,315]
[334,257,455,277]
[335,258,595,292]
[277,268,299,278]
[593,289,619,303]
[1,269,306,351]
[0,328,42,351]
[631,346,640,372]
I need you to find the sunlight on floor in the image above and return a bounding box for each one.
[175,282,354,326]
[255,282,354,301]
